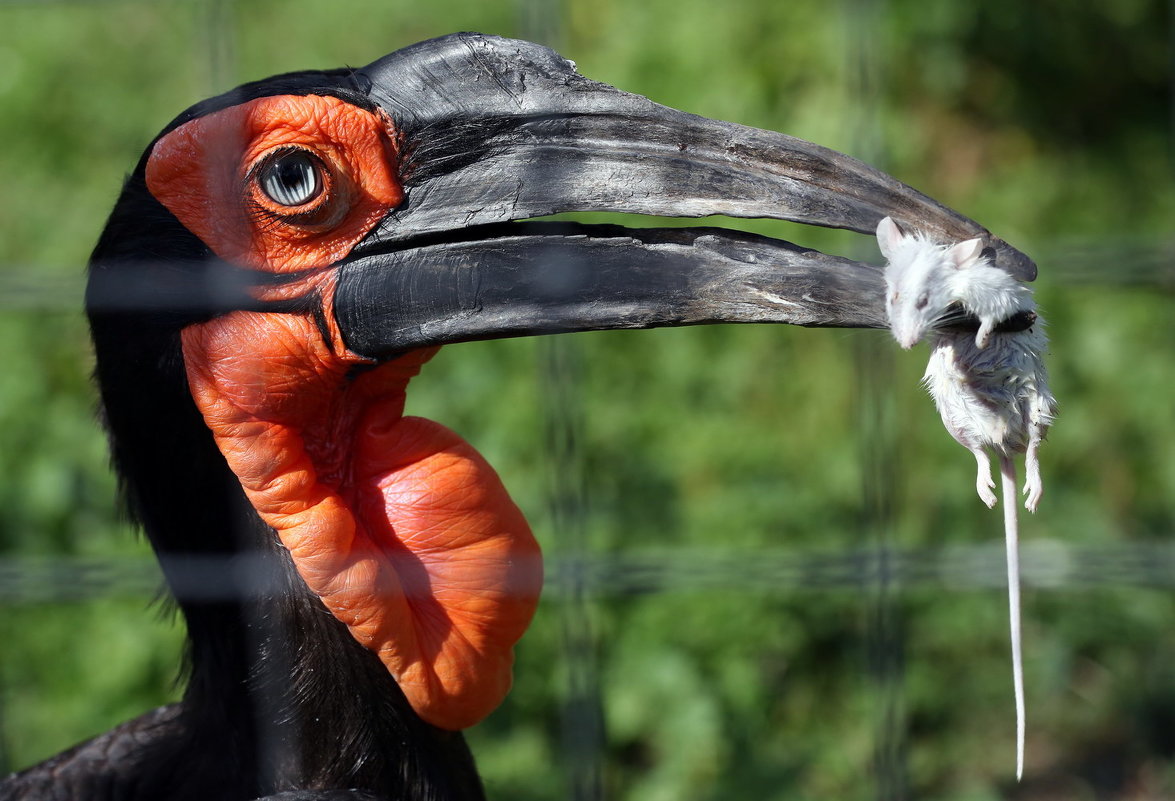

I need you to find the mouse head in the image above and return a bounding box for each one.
[876,216,984,349]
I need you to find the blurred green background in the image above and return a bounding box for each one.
[1,1,1172,799]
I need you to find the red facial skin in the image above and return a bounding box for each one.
[148,95,543,731]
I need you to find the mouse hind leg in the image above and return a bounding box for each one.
[1023,437,1043,512]
[972,447,998,508]
[1022,388,1053,513]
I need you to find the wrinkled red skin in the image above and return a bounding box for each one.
[150,95,543,730]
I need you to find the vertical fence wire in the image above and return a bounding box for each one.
[197,4,294,788]
[540,336,605,801]
[516,3,606,799]
[203,0,235,94]
[843,0,907,797]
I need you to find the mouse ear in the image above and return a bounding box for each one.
[876,216,906,261]
[948,237,985,269]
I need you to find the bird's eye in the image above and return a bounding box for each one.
[258,150,324,208]
[915,292,929,310]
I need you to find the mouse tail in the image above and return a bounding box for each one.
[1000,453,1025,781]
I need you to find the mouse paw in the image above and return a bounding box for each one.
[972,451,996,507]
[1024,474,1043,512]
[977,475,998,508]
[1024,448,1044,512]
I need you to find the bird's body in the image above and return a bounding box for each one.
[4,34,1036,800]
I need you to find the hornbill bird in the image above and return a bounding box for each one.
[2,32,1034,801]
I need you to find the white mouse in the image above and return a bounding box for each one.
[877,215,1057,781]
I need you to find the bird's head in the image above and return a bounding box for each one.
[85,33,1033,732]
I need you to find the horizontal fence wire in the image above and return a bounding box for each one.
[2,237,1172,312]
[4,236,1170,310]
[1,542,1172,605]
[0,270,84,311]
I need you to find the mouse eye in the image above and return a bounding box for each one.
[915,292,929,310]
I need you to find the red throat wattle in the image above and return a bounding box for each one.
[147,94,543,731]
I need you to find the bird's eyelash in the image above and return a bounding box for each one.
[241,189,337,233]
[242,197,297,233]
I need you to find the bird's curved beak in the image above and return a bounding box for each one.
[327,33,1034,360]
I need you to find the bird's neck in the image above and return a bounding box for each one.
[89,322,483,800]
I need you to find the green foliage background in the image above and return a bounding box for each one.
[0,1,1172,799]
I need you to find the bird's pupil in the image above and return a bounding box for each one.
[260,152,322,207]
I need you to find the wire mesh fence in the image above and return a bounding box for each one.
[3,540,1173,607]
[1,1,1173,800]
